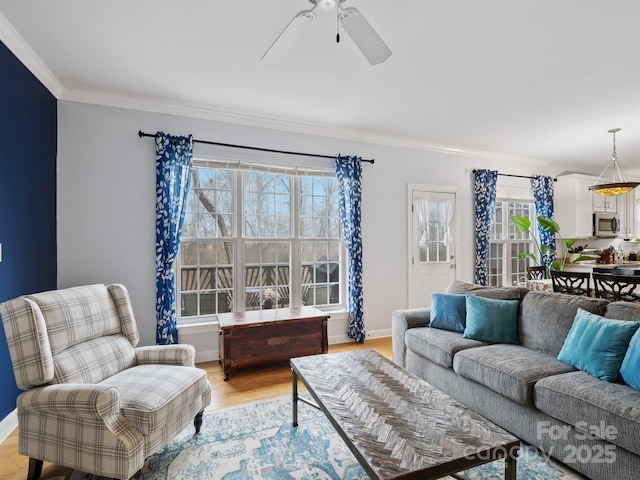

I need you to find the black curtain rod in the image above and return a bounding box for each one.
[472,169,557,182]
[138,130,374,164]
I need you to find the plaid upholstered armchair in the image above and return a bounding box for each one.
[0,284,212,480]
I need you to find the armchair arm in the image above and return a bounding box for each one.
[391,307,432,367]
[134,344,195,367]
[18,384,120,420]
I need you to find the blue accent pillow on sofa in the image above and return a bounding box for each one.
[558,308,640,382]
[463,295,519,343]
[620,329,640,389]
[430,293,467,332]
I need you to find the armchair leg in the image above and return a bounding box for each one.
[27,458,43,480]
[194,411,204,434]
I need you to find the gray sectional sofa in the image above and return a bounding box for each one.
[392,280,640,480]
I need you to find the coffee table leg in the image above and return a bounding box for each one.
[292,369,299,427]
[505,450,517,480]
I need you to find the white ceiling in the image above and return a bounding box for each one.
[1,0,639,176]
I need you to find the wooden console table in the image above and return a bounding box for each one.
[218,306,329,380]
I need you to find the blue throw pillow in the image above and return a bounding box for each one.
[430,293,467,332]
[558,308,640,382]
[620,329,640,389]
[463,295,519,343]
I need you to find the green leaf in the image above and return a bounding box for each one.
[510,216,531,232]
[550,260,563,271]
[565,239,577,249]
[568,254,599,264]
[540,244,556,256]
[537,215,560,233]
[518,253,537,261]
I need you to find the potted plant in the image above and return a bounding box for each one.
[510,215,597,274]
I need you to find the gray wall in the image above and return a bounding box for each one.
[57,101,550,358]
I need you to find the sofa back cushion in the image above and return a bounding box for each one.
[0,284,138,389]
[445,280,527,301]
[519,291,609,356]
[605,301,640,321]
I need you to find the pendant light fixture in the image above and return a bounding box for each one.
[589,128,639,196]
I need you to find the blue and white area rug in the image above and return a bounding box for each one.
[71,395,583,480]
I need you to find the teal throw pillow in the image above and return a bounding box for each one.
[558,308,640,382]
[463,295,519,343]
[430,293,466,332]
[620,329,640,389]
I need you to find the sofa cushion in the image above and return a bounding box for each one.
[605,301,640,321]
[445,280,527,301]
[557,308,640,382]
[405,327,489,369]
[100,364,208,435]
[519,291,609,356]
[620,329,640,390]
[463,295,519,343]
[453,344,575,405]
[535,371,640,456]
[430,293,466,332]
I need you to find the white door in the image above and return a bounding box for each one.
[409,189,457,308]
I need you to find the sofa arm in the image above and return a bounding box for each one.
[392,308,432,368]
[18,384,121,420]
[134,344,196,367]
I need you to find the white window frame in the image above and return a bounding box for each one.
[489,198,538,287]
[176,158,346,324]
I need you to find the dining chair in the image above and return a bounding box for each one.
[593,273,640,302]
[550,270,591,296]
[527,266,547,280]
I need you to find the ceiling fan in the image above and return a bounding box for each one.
[261,0,392,65]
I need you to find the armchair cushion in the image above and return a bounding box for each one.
[100,364,209,435]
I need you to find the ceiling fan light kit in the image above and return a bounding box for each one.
[261,0,391,65]
[589,128,639,196]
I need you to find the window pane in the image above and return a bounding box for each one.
[244,241,291,311]
[300,176,340,239]
[244,171,291,238]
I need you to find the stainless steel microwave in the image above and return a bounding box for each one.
[593,213,619,237]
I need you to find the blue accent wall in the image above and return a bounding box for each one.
[0,40,57,420]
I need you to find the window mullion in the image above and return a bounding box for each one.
[234,170,245,313]
[290,177,302,307]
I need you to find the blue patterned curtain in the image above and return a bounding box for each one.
[155,132,193,344]
[531,175,557,268]
[335,155,365,343]
[473,169,498,286]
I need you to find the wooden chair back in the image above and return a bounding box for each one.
[527,266,547,280]
[550,270,591,296]
[593,273,640,302]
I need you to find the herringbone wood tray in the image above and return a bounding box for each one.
[291,349,519,480]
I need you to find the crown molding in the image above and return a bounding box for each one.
[61,87,550,167]
[0,11,63,97]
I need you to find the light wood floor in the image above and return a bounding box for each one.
[0,337,392,480]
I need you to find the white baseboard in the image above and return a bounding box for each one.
[0,408,17,444]
[195,348,219,364]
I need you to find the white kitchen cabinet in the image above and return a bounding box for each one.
[592,193,618,213]
[618,190,637,239]
[554,174,595,238]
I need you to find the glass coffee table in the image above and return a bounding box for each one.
[291,349,519,479]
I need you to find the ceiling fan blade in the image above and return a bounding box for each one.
[261,6,318,64]
[339,6,392,65]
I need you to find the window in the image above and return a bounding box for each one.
[178,161,344,319]
[488,200,537,287]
